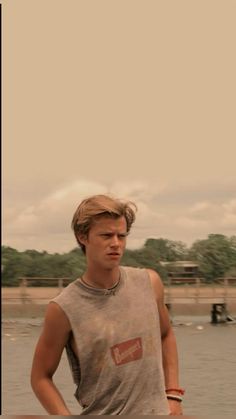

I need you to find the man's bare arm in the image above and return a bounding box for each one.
[31,302,72,415]
[147,269,183,415]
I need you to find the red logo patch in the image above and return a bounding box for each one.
[110,337,143,366]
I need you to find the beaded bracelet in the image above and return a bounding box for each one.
[165,388,185,395]
[166,394,183,403]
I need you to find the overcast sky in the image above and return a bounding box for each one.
[3,0,236,253]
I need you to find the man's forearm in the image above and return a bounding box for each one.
[32,377,71,415]
[162,327,180,388]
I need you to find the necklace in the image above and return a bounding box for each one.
[80,273,121,290]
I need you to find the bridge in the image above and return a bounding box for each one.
[164,279,236,305]
[2,277,236,323]
[164,278,236,323]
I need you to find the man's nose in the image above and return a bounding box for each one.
[110,235,119,246]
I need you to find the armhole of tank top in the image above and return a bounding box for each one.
[49,300,72,322]
[66,332,81,386]
[143,268,159,304]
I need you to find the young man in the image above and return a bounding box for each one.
[31,194,184,415]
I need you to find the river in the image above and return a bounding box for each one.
[2,315,236,416]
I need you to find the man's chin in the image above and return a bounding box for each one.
[105,258,121,269]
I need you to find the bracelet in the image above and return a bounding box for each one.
[166,394,183,403]
[165,388,185,395]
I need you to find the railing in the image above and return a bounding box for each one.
[2,276,236,306]
[19,277,72,288]
[19,277,72,303]
[2,277,72,304]
[164,277,236,305]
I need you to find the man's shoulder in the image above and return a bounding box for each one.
[51,279,79,304]
[121,265,149,280]
[121,266,162,283]
[121,265,144,273]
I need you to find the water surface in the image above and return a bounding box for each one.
[2,316,236,416]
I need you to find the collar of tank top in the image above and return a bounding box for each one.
[80,273,121,294]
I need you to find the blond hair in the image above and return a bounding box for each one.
[71,194,137,253]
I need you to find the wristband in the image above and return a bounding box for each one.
[166,394,183,403]
[165,387,185,395]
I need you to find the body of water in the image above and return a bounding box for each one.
[2,315,236,416]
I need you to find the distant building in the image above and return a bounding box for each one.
[160,261,200,283]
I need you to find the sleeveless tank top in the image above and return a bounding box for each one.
[51,266,170,415]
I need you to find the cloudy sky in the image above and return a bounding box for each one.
[3,0,236,253]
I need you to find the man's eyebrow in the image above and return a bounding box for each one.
[99,232,128,235]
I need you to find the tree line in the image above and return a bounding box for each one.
[2,234,236,286]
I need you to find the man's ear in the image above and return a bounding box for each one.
[77,233,88,246]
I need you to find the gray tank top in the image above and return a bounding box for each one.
[51,266,170,415]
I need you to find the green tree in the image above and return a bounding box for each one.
[122,246,168,282]
[144,238,188,262]
[2,247,33,285]
[189,234,236,282]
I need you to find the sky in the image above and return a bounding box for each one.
[3,0,236,254]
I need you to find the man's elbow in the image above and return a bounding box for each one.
[31,366,52,393]
[31,369,41,393]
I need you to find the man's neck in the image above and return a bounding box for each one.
[82,266,120,289]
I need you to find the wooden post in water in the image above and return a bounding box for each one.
[19,277,29,304]
[58,278,63,293]
[211,304,218,324]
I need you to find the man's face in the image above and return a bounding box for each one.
[80,216,128,269]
